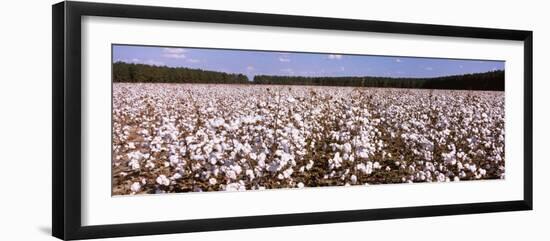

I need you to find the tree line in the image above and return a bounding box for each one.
[113,62,504,91]
[113,62,249,84]
[253,71,504,91]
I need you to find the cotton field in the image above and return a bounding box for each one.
[112,83,505,195]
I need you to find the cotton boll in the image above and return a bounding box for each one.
[437,173,446,182]
[226,170,237,180]
[170,173,183,180]
[128,159,140,170]
[350,174,358,184]
[246,169,255,180]
[297,182,305,188]
[306,160,314,170]
[343,143,352,153]
[156,175,170,186]
[130,182,141,193]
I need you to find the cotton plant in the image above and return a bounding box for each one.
[111,84,505,195]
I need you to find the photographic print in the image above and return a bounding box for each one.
[111,44,505,195]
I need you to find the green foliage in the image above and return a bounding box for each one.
[113,62,504,91]
[113,62,249,84]
[254,71,504,91]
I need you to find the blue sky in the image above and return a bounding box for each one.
[113,45,504,80]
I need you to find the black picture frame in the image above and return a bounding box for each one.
[52,1,533,240]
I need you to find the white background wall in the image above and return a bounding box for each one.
[0,0,547,240]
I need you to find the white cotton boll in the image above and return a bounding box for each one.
[141,178,147,185]
[306,160,314,170]
[169,155,180,166]
[342,153,349,161]
[257,153,266,167]
[385,166,391,171]
[128,142,135,149]
[350,174,358,184]
[343,143,352,153]
[225,182,245,192]
[209,178,217,185]
[454,176,460,182]
[437,173,446,182]
[170,173,183,180]
[468,164,477,173]
[128,159,140,170]
[232,164,243,175]
[246,169,255,180]
[283,168,294,179]
[373,162,381,169]
[156,175,170,186]
[357,150,369,159]
[280,153,293,166]
[209,157,217,165]
[226,170,237,180]
[130,182,141,193]
[479,168,487,176]
[210,118,225,128]
[297,182,305,188]
[457,162,463,170]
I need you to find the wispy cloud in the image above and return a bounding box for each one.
[162,48,186,59]
[395,58,402,63]
[278,56,291,62]
[424,66,434,71]
[327,54,343,60]
[117,58,163,66]
[147,60,164,66]
[246,66,255,71]
[280,68,294,74]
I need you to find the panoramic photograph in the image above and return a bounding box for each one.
[111,44,505,195]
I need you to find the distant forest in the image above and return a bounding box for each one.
[113,62,504,91]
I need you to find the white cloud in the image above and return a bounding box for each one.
[163,53,186,59]
[131,58,140,62]
[280,68,294,74]
[279,56,291,62]
[395,58,402,63]
[145,59,164,66]
[246,66,255,71]
[340,66,345,71]
[162,48,186,59]
[187,59,200,63]
[163,48,186,54]
[424,67,434,71]
[327,54,343,60]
